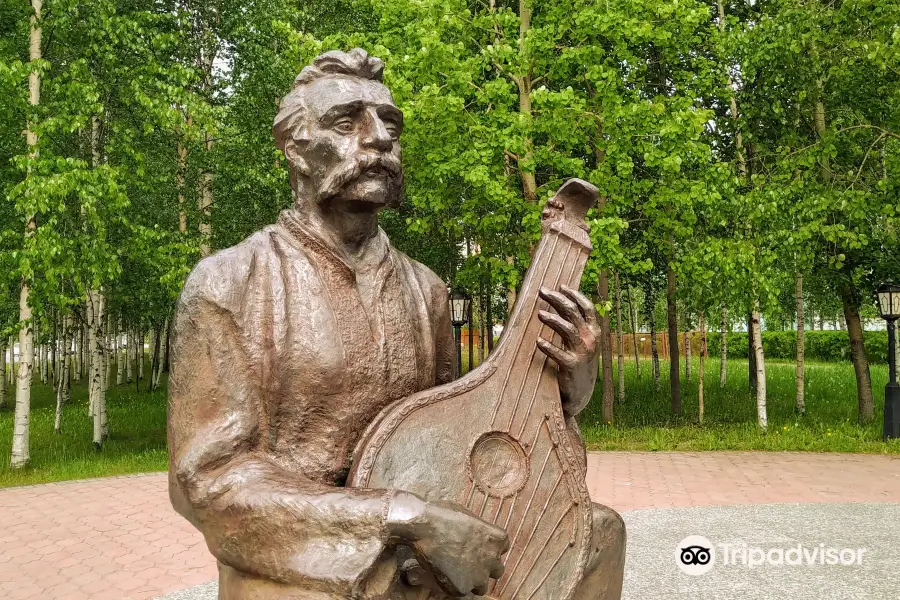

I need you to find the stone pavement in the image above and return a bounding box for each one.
[1,452,898,600]
[0,474,214,600]
[162,503,900,600]
[621,502,900,600]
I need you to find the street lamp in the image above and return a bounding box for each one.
[449,288,471,376]
[876,284,900,440]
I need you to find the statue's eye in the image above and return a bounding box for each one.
[385,123,399,140]
[333,119,354,134]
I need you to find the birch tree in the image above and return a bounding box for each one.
[614,273,625,403]
[10,0,42,469]
[719,307,727,386]
[795,272,806,415]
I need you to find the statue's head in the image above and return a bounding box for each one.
[274,49,403,211]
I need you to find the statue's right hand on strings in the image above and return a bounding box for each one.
[536,284,601,419]
[387,491,509,597]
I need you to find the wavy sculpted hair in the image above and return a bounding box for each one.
[272,48,386,153]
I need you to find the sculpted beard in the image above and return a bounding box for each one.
[316,153,404,207]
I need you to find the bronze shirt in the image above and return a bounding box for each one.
[168,209,455,598]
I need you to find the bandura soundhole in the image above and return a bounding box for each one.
[350,179,599,600]
[470,432,529,498]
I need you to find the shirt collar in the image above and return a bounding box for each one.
[276,208,391,276]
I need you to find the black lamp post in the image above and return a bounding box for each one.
[449,288,471,376]
[877,284,900,440]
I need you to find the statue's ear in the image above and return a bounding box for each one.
[283,139,310,176]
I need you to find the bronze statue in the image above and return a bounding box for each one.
[168,48,625,600]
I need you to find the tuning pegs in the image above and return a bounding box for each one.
[541,179,599,227]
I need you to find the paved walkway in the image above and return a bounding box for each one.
[621,503,900,600]
[1,452,898,600]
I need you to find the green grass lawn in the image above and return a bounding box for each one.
[1,356,897,488]
[580,357,900,453]
[0,375,168,488]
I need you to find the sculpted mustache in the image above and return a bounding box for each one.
[317,155,403,201]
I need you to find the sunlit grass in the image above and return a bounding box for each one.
[1,354,897,488]
[580,358,900,453]
[0,369,168,488]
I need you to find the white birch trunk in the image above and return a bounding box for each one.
[627,286,640,377]
[126,327,133,383]
[44,337,51,384]
[720,306,727,387]
[197,39,216,256]
[795,271,806,415]
[152,320,167,390]
[699,312,706,424]
[684,330,692,382]
[39,325,47,383]
[506,256,517,314]
[138,330,145,382]
[54,317,70,433]
[614,273,625,403]
[87,290,106,447]
[11,311,34,468]
[148,325,158,390]
[11,0,42,469]
[101,310,109,437]
[8,336,14,386]
[51,319,58,388]
[0,340,6,410]
[108,313,117,387]
[650,318,660,389]
[178,120,189,234]
[64,332,71,404]
[751,301,767,430]
[81,324,87,380]
[159,318,169,387]
[116,316,124,385]
[102,312,110,393]
[74,325,81,380]
[199,133,213,256]
[86,294,96,417]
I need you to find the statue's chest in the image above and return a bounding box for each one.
[281,260,421,393]
[265,253,430,458]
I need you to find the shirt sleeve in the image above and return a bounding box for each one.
[430,281,457,385]
[167,265,394,594]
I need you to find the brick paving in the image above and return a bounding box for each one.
[587,451,900,511]
[0,474,214,600]
[1,452,898,600]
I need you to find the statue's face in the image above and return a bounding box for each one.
[285,76,404,209]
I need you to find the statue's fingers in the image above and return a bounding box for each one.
[489,557,506,580]
[560,284,597,325]
[537,338,576,370]
[415,552,463,597]
[539,287,583,327]
[538,310,579,348]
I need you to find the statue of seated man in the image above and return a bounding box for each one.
[168,48,625,600]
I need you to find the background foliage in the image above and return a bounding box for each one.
[1,0,898,468]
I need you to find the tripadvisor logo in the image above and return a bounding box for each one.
[676,535,868,576]
[676,535,715,576]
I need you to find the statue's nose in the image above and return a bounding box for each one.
[361,112,394,152]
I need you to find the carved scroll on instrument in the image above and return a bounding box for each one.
[350,179,599,600]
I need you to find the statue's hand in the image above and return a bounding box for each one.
[536,284,600,419]
[387,493,508,597]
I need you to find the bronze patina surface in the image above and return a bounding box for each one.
[168,48,624,600]
[351,180,624,600]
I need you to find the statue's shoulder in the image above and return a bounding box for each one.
[178,230,278,311]
[389,245,447,298]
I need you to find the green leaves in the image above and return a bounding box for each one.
[1,0,896,346]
